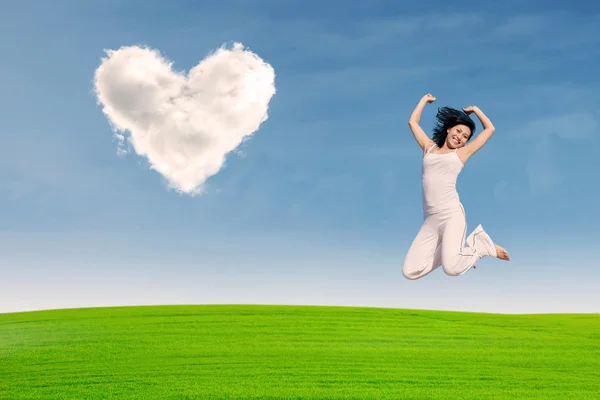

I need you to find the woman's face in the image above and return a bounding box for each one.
[446,124,472,148]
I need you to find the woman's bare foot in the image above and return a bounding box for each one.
[495,244,510,261]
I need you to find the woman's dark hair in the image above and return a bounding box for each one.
[431,107,476,148]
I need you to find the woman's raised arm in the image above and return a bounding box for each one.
[408,94,436,152]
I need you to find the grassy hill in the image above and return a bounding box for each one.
[1,305,598,399]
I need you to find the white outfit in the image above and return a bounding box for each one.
[402,144,497,280]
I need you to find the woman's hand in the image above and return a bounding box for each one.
[422,93,436,103]
[462,105,478,115]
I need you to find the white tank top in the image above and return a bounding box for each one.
[421,144,463,215]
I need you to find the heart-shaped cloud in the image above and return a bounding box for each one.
[93,42,276,195]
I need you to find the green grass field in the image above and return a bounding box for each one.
[1,305,598,399]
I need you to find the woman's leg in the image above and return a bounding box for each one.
[402,215,443,280]
[440,206,497,277]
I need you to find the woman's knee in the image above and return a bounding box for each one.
[402,264,424,280]
[402,254,433,280]
[442,265,463,277]
[441,255,464,276]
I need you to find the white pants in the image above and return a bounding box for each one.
[402,203,496,280]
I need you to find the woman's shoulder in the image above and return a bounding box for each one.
[423,142,436,156]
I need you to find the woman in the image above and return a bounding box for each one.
[402,93,509,280]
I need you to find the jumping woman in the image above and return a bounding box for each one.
[402,94,509,280]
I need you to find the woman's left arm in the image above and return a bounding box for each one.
[462,106,496,159]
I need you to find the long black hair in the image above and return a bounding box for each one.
[431,107,476,148]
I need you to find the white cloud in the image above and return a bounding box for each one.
[526,137,561,196]
[508,110,598,196]
[93,42,276,195]
[489,14,550,37]
[520,111,598,140]
[493,180,509,202]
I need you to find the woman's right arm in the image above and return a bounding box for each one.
[408,94,435,152]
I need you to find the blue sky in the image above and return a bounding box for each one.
[1,0,599,314]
